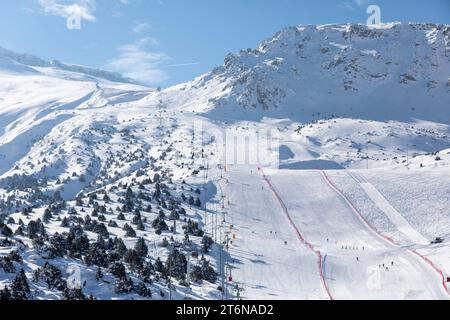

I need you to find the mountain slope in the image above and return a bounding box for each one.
[0,22,450,300]
[0,46,138,84]
[166,23,450,123]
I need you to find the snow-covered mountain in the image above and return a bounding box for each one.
[1,22,450,301]
[173,22,450,123]
[0,46,137,84]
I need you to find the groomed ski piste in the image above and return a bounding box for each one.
[189,114,450,300]
[213,164,450,300]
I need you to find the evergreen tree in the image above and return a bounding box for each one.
[62,288,87,300]
[0,224,13,237]
[139,261,154,283]
[164,249,187,281]
[0,286,11,300]
[136,219,145,231]
[85,243,109,267]
[136,281,152,298]
[109,262,126,279]
[8,251,23,264]
[123,224,137,237]
[124,249,143,271]
[75,197,84,207]
[152,217,168,233]
[134,238,148,257]
[43,208,52,224]
[0,257,15,273]
[61,217,70,228]
[185,219,204,237]
[33,262,66,291]
[14,226,24,236]
[11,269,31,300]
[169,210,179,221]
[114,277,134,294]
[108,220,119,228]
[67,230,90,257]
[155,258,164,273]
[93,222,109,238]
[114,238,128,256]
[49,232,67,257]
[190,259,217,283]
[201,235,214,253]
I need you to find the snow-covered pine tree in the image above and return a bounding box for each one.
[134,237,148,257]
[11,269,31,300]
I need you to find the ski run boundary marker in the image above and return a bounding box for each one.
[320,169,449,296]
[258,167,334,301]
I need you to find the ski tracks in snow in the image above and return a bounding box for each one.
[258,167,334,300]
[321,170,450,297]
[347,171,428,245]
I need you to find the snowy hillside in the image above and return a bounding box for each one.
[0,46,137,84]
[1,22,450,300]
[169,23,450,124]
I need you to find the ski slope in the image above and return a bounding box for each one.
[221,166,329,300]
[353,174,429,245]
[222,167,449,300]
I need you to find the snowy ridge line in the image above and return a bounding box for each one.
[257,167,334,301]
[320,170,450,296]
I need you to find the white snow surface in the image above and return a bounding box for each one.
[1,22,450,300]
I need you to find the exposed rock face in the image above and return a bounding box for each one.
[203,23,450,122]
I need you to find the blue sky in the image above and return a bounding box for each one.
[1,0,449,87]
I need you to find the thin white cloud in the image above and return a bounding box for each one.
[339,0,370,11]
[339,1,355,11]
[164,62,201,68]
[37,0,131,23]
[132,22,152,34]
[105,37,170,85]
[38,0,96,21]
[354,0,370,8]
